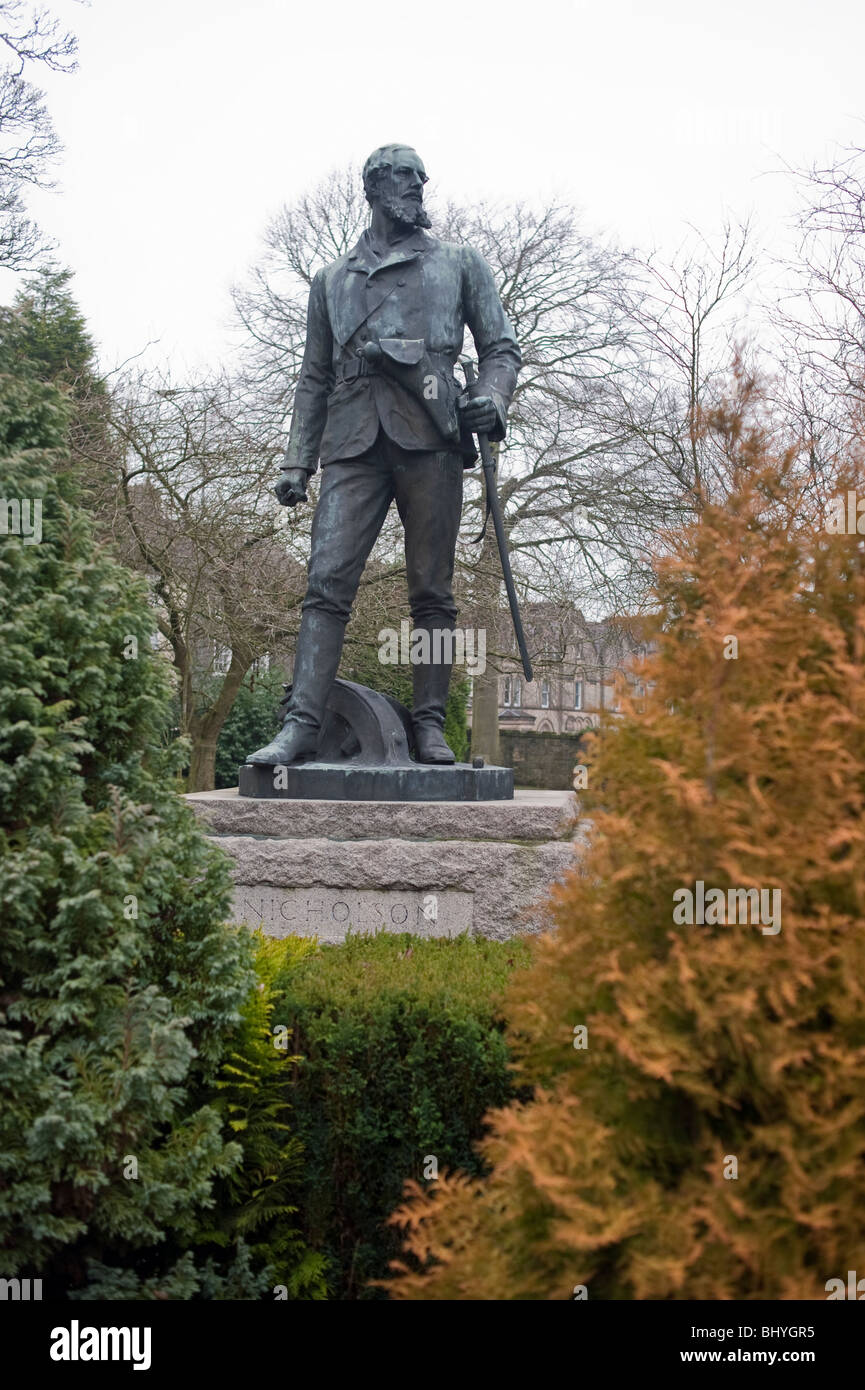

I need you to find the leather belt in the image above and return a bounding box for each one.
[335,356,375,384]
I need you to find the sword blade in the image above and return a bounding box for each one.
[461,356,533,683]
[477,434,533,684]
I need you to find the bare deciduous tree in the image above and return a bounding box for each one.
[609,219,760,503]
[80,370,308,791]
[0,1,78,268]
[771,143,865,500]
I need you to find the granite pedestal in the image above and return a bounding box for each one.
[186,788,584,942]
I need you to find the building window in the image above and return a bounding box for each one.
[574,680,582,710]
[541,680,550,709]
[500,678,522,711]
[503,676,522,708]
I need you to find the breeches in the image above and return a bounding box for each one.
[303,430,464,628]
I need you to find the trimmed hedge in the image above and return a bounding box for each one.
[271,932,531,1299]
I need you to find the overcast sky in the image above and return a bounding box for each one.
[4,0,863,374]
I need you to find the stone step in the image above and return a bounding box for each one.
[186,787,579,844]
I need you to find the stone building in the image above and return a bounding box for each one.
[467,607,653,736]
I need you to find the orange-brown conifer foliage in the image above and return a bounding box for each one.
[385,387,865,1300]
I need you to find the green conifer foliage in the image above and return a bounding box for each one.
[0,267,96,389]
[0,371,257,1295]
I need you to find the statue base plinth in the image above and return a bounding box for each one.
[186,789,582,941]
[237,760,514,802]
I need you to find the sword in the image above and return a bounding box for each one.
[461,358,533,683]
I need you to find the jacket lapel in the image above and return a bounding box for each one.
[331,231,430,346]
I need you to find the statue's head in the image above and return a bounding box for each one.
[362,144,431,230]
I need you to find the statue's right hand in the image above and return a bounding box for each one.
[274,468,309,507]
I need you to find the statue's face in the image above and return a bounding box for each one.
[371,147,430,230]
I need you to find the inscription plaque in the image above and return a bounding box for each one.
[232,887,473,942]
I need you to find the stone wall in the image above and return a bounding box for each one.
[499,729,588,790]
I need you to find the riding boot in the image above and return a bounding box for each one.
[411,626,456,764]
[245,608,346,765]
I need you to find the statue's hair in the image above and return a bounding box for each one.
[362,144,420,203]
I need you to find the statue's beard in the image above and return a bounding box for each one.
[378,193,431,230]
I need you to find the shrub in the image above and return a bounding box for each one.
[383,381,865,1300]
[0,371,270,1297]
[271,932,531,1298]
[198,934,327,1299]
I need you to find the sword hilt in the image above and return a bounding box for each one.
[459,356,495,465]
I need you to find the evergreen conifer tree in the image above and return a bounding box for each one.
[0,367,264,1296]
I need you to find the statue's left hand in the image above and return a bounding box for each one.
[457,392,498,435]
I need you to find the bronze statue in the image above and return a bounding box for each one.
[246,144,521,767]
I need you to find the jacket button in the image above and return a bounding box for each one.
[397,278,406,286]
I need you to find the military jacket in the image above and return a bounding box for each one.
[284,229,521,473]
